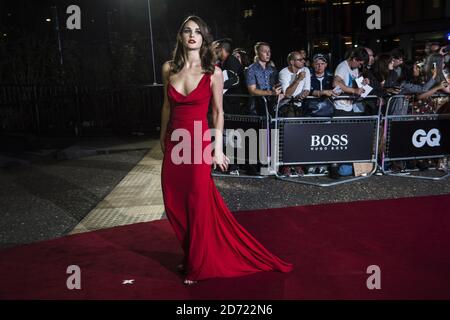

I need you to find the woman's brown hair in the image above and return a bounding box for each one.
[170,16,215,75]
[372,53,393,84]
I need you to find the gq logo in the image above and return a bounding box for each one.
[412,129,441,148]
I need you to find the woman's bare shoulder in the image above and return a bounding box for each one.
[212,65,223,80]
[213,65,223,75]
[162,60,177,74]
[162,61,173,73]
[162,61,174,83]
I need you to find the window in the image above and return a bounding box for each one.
[403,0,422,22]
[423,0,443,19]
[381,0,394,26]
[403,0,446,21]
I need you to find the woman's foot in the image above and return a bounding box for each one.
[183,279,197,286]
[177,264,186,274]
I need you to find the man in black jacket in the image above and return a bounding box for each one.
[213,39,246,175]
[214,38,243,114]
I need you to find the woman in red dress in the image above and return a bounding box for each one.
[160,16,293,285]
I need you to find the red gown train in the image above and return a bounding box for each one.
[161,72,293,281]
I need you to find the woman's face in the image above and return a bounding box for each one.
[181,20,203,50]
[388,59,394,70]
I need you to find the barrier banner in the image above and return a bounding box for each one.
[224,114,267,164]
[281,120,376,163]
[224,114,265,130]
[387,119,450,158]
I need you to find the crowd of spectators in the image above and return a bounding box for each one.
[212,39,450,176]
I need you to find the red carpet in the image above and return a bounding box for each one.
[1,194,450,300]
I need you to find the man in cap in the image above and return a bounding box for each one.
[310,53,336,98]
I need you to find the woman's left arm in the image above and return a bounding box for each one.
[210,66,229,171]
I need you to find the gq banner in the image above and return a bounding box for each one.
[387,118,450,159]
[281,120,376,164]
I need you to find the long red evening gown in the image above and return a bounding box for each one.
[161,72,293,281]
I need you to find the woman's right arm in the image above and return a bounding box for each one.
[416,81,448,100]
[401,78,436,94]
[160,62,171,153]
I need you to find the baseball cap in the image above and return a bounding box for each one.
[313,53,328,63]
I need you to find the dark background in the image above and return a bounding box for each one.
[1,0,449,137]
[1,0,449,85]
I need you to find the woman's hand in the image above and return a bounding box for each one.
[438,81,449,89]
[160,136,165,153]
[386,87,401,95]
[432,67,438,79]
[213,150,230,172]
[439,81,450,92]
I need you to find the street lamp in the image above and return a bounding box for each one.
[146,0,157,84]
[51,6,64,67]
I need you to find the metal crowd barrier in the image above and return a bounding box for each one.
[380,94,450,180]
[212,94,272,179]
[272,95,381,186]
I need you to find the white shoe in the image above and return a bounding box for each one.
[307,166,316,174]
[438,158,448,171]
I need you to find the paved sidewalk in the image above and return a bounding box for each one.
[0,135,158,248]
[70,140,165,234]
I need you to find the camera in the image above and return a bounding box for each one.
[443,68,450,83]
[442,44,450,54]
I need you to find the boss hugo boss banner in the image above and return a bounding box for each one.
[280,117,378,164]
[386,117,450,159]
